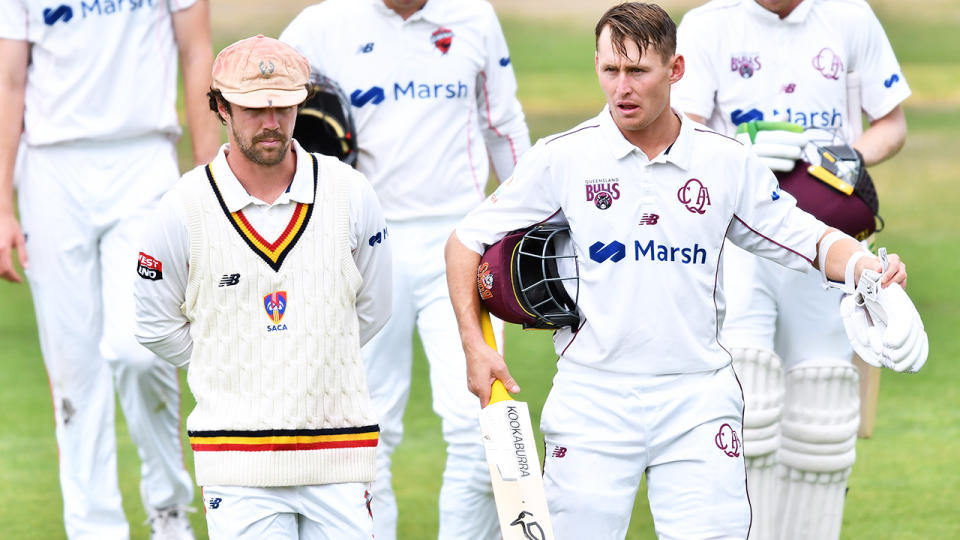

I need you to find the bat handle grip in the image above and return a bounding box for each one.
[479,308,512,405]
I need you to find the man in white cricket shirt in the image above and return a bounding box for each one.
[280,1,531,538]
[133,35,393,539]
[674,1,911,537]
[0,1,220,538]
[445,3,910,539]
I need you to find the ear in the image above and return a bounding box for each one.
[594,50,600,74]
[669,54,685,84]
[217,99,231,123]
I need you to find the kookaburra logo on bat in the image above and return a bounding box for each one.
[511,511,546,540]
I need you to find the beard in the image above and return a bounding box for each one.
[232,125,291,166]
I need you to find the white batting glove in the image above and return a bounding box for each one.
[735,121,809,172]
[840,250,928,373]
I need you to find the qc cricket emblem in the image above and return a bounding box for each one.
[431,27,454,55]
[715,423,741,458]
[263,291,288,332]
[678,178,711,214]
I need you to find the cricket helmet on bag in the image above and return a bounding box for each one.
[477,225,580,330]
[294,72,358,166]
[778,133,882,241]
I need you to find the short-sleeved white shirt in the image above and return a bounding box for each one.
[673,0,910,141]
[280,0,530,222]
[0,0,195,145]
[456,108,827,375]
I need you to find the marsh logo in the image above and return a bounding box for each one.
[812,47,843,80]
[351,87,385,107]
[589,241,626,263]
[351,80,469,107]
[884,73,901,88]
[44,0,156,26]
[43,5,73,25]
[730,108,764,125]
[499,56,511,67]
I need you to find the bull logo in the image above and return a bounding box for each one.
[677,178,711,214]
[715,423,741,458]
[812,47,843,80]
[477,262,495,300]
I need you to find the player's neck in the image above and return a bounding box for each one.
[619,108,682,160]
[225,145,298,204]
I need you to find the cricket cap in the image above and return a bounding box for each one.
[212,35,310,108]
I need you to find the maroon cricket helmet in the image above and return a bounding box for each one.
[776,143,882,241]
[477,225,580,330]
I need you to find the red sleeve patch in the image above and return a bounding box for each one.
[137,252,163,281]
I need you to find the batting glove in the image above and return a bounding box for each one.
[840,249,928,373]
[736,120,809,172]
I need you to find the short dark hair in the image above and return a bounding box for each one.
[207,84,318,125]
[208,88,231,124]
[595,2,677,63]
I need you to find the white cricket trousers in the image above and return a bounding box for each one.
[361,216,501,540]
[541,364,751,540]
[18,135,193,540]
[202,483,374,539]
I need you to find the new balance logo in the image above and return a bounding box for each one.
[551,446,567,458]
[208,497,222,509]
[43,5,73,25]
[218,273,240,287]
[589,241,626,263]
[350,87,386,107]
[358,42,375,54]
[638,213,660,225]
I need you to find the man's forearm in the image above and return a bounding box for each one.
[444,231,486,351]
[0,39,28,212]
[174,1,220,166]
[854,106,906,167]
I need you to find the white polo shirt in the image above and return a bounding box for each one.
[456,108,827,375]
[0,0,196,145]
[134,140,392,367]
[280,0,530,222]
[673,0,910,141]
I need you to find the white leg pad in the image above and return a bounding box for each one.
[778,362,860,540]
[731,348,783,540]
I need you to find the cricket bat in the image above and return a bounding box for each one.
[478,310,555,540]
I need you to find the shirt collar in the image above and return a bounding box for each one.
[372,0,446,25]
[596,105,693,170]
[743,0,813,25]
[209,139,315,213]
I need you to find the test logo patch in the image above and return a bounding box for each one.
[730,53,761,79]
[263,291,288,329]
[715,423,741,458]
[431,27,454,55]
[137,252,163,281]
[677,178,711,214]
[585,178,620,210]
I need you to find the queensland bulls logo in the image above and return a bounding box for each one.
[431,28,454,54]
[585,178,621,210]
[477,262,495,300]
[730,54,761,79]
[263,291,287,324]
[678,178,711,214]
[812,47,843,80]
[715,423,741,458]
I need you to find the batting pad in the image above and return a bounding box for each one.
[778,362,859,540]
[731,348,783,540]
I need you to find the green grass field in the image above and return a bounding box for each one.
[2,2,958,538]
